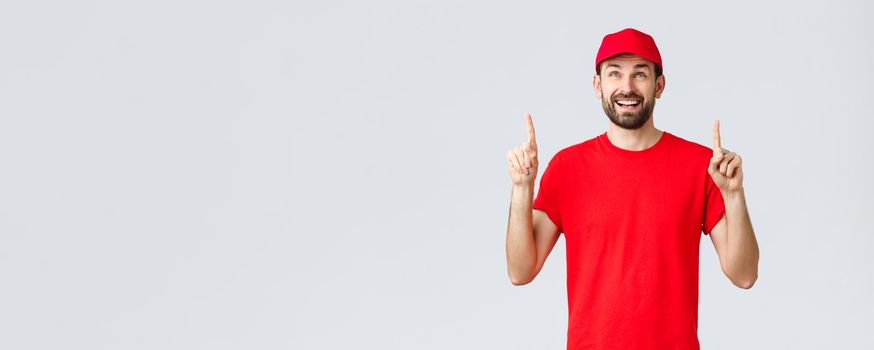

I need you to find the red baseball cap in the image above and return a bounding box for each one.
[595,28,662,74]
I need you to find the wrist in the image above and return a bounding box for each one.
[512,183,535,192]
[721,187,745,202]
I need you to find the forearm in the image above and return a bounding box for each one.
[722,188,760,286]
[506,185,536,284]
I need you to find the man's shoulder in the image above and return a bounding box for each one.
[554,133,602,158]
[664,131,713,159]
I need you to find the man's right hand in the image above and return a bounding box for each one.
[505,113,559,286]
[507,113,539,187]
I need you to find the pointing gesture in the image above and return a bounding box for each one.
[527,112,537,147]
[708,119,743,193]
[508,113,540,187]
[712,119,722,156]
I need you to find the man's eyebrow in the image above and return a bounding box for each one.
[605,63,652,71]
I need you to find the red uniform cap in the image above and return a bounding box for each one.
[595,28,662,74]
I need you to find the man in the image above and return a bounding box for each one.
[504,28,760,349]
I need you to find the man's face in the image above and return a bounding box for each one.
[593,54,665,130]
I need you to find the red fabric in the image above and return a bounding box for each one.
[533,131,725,350]
[595,28,663,73]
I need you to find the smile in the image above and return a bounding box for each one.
[615,100,641,110]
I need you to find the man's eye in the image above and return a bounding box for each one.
[609,71,619,77]
[635,72,646,78]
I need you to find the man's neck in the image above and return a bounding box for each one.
[606,119,663,151]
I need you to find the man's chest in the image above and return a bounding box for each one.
[558,159,706,245]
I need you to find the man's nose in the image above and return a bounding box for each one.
[618,75,634,94]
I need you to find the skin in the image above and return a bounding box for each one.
[505,54,759,288]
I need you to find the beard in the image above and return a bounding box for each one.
[601,91,656,130]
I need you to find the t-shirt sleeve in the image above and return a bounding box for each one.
[532,153,563,233]
[702,173,725,235]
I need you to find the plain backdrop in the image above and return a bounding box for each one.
[1,0,872,349]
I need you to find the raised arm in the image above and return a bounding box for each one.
[505,113,561,286]
[707,119,760,289]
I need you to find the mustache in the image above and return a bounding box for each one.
[611,92,643,102]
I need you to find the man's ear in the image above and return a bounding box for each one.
[655,75,665,99]
[593,74,602,99]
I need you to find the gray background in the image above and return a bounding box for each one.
[1,0,872,349]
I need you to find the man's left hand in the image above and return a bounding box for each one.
[708,119,743,193]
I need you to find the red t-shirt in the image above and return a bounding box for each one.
[533,131,725,350]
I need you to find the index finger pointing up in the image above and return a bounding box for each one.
[712,119,721,154]
[526,112,536,146]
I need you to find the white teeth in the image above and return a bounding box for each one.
[617,100,640,106]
